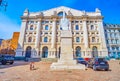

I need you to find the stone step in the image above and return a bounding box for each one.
[25,58,40,62]
[50,63,85,70]
[58,60,77,65]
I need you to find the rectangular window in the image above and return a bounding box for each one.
[57,21,59,24]
[92,37,95,42]
[86,21,89,23]
[50,21,52,23]
[44,37,48,42]
[42,21,44,24]
[45,32,48,34]
[90,21,93,23]
[30,21,34,24]
[71,21,74,24]
[80,21,82,23]
[76,37,80,42]
[75,21,79,23]
[106,40,109,44]
[45,25,49,30]
[76,32,79,34]
[75,25,79,30]
[36,21,38,23]
[45,21,49,23]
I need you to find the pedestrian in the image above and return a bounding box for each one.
[32,62,34,69]
[30,62,34,70]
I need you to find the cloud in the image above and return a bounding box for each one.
[0,13,20,39]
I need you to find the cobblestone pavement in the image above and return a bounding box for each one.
[0,60,120,81]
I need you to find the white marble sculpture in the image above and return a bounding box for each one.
[60,11,69,30]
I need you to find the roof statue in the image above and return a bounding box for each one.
[96,8,101,13]
[60,11,69,30]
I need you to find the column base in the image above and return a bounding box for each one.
[31,48,40,58]
[99,48,108,57]
[15,48,25,57]
[48,48,56,58]
[50,62,85,70]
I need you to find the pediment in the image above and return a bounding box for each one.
[29,6,101,17]
[42,6,83,16]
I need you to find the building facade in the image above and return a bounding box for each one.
[10,32,20,50]
[0,39,3,45]
[16,6,108,58]
[0,39,12,54]
[104,24,120,59]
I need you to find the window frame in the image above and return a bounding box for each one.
[45,25,49,30]
[44,37,48,42]
[75,25,79,30]
[76,37,80,42]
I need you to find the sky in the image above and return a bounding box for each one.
[0,0,120,39]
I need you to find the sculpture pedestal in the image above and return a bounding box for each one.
[15,45,25,57]
[50,31,85,70]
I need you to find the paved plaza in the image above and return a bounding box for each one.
[0,60,120,81]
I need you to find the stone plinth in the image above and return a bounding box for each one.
[50,31,85,70]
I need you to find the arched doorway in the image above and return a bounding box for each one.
[25,46,32,58]
[92,46,98,57]
[42,46,48,58]
[75,46,81,58]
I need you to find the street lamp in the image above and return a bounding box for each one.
[0,0,8,11]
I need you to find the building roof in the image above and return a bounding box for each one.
[23,6,102,17]
[104,23,120,28]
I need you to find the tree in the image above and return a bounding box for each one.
[0,0,2,5]
[0,0,8,11]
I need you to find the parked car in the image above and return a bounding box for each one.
[0,54,14,65]
[86,57,109,71]
[76,58,87,66]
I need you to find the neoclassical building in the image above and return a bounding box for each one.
[104,24,120,58]
[16,6,108,58]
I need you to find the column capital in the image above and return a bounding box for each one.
[67,15,74,20]
[82,18,88,21]
[36,15,43,19]
[52,18,57,21]
[36,18,42,22]
[69,18,73,21]
[22,19,28,22]
[51,15,58,19]
[97,19,103,22]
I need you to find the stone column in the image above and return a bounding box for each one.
[51,18,56,49]
[19,19,27,48]
[69,19,72,31]
[98,20,107,49]
[83,19,89,49]
[98,20,108,57]
[49,18,57,58]
[16,19,27,57]
[35,20,41,48]
[35,19,41,58]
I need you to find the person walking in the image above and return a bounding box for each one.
[30,62,34,70]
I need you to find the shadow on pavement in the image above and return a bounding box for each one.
[0,61,30,69]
